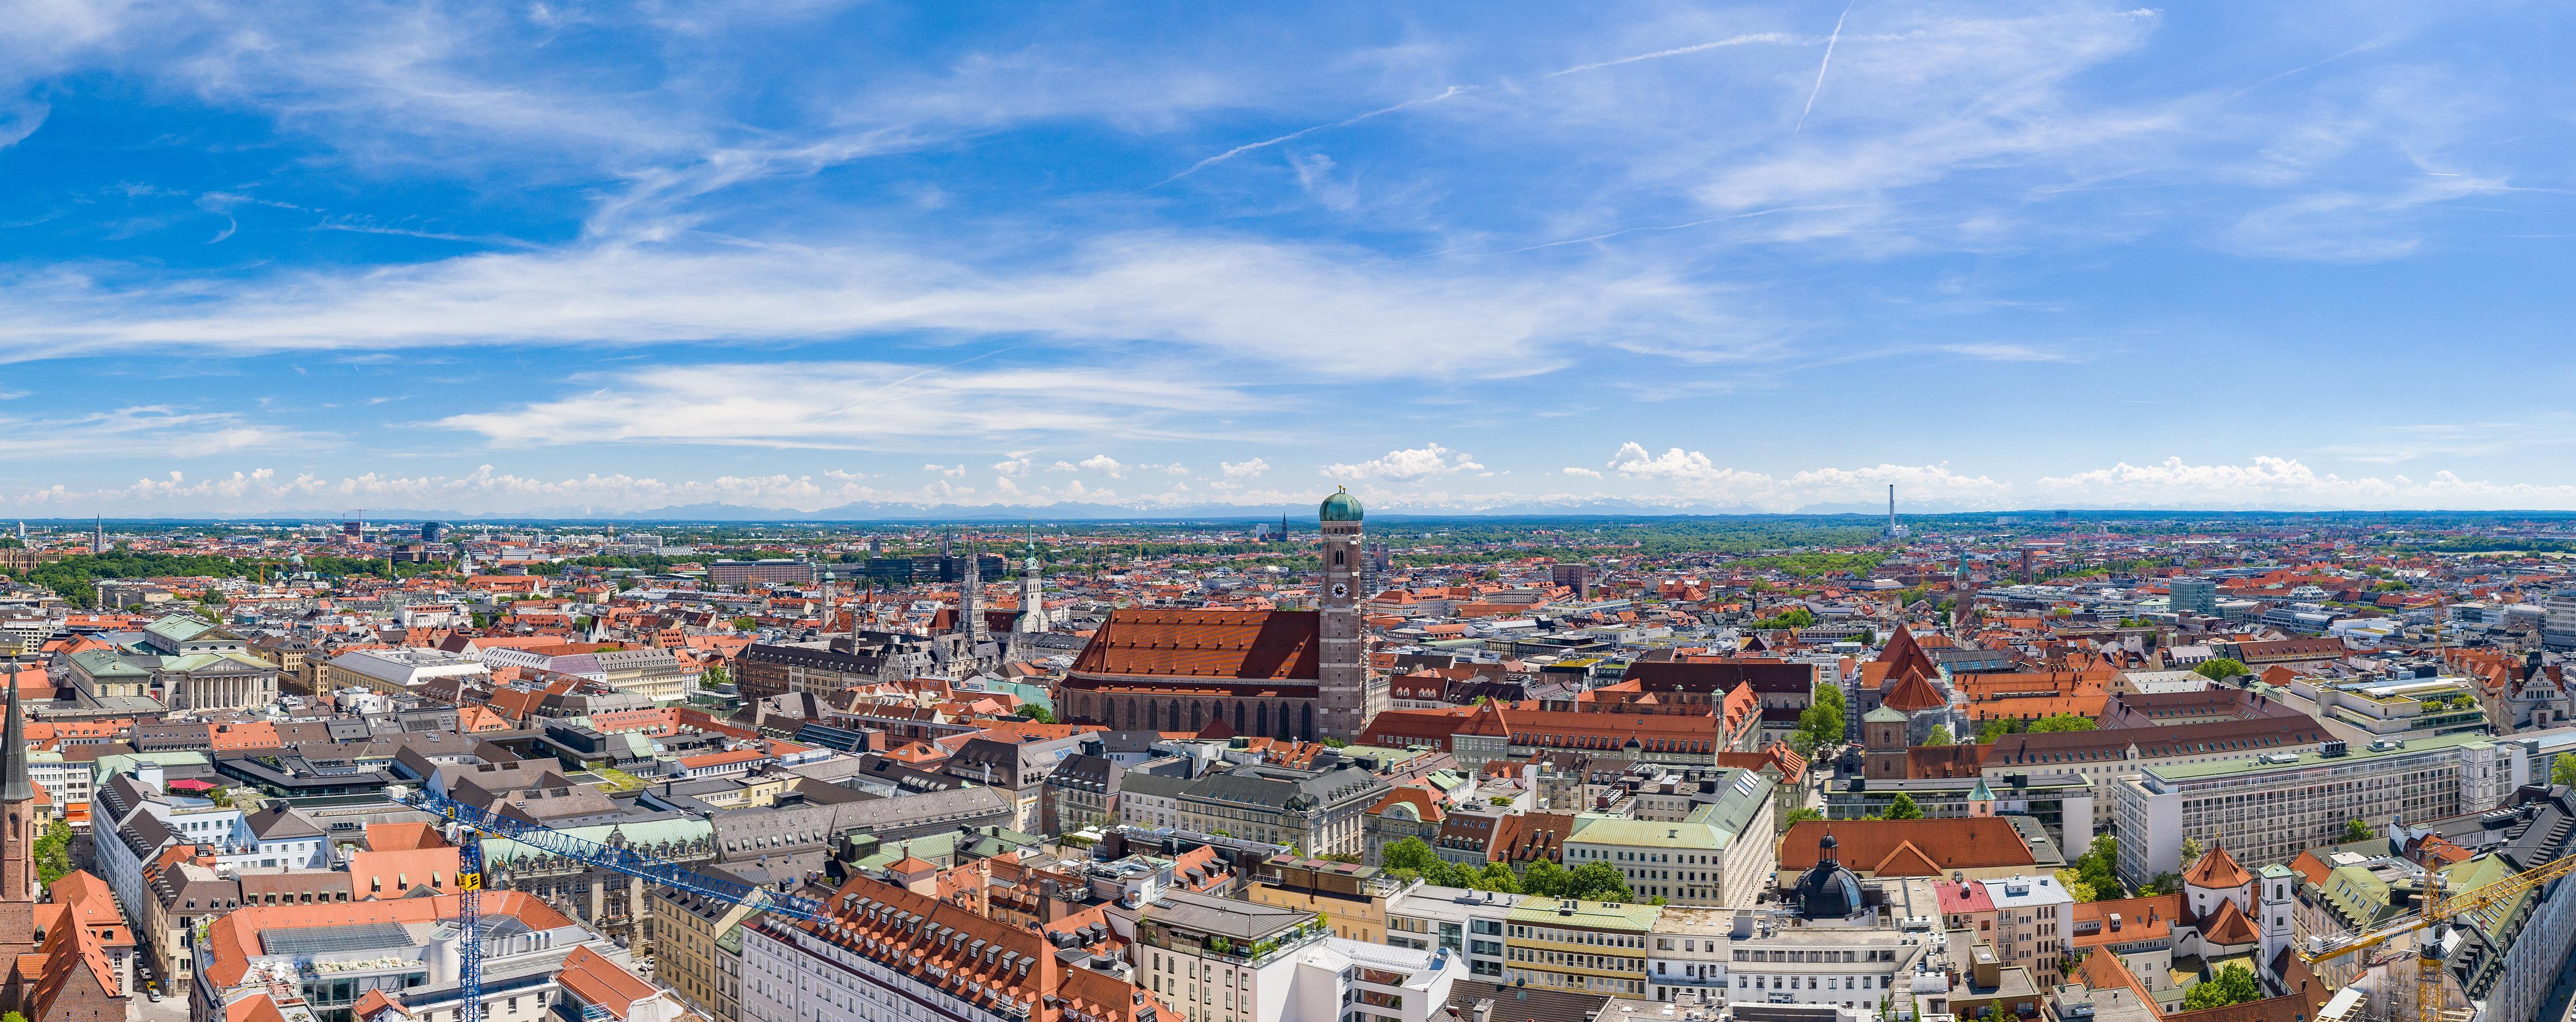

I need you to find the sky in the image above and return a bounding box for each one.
[2,0,2574,517]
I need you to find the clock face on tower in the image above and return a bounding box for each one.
[1330,583,1349,598]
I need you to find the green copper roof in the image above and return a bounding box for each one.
[1319,487,1364,523]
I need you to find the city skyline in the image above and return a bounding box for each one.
[5,2,2575,514]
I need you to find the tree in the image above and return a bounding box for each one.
[1320,737,1349,748]
[1520,858,1571,898]
[32,821,72,887]
[1565,861,1636,903]
[1471,861,1524,894]
[731,616,759,631]
[2029,713,2097,733]
[1017,705,1057,725]
[1882,793,1924,820]
[2180,836,2204,863]
[2142,872,2182,895]
[2056,868,2098,903]
[1782,808,1824,827]
[2075,835,2120,899]
[2182,963,2262,1010]
[1382,838,1468,888]
[1976,718,2024,744]
[2552,752,2576,788]
[1923,725,1955,746]
[2340,819,2376,843]
[2192,657,2249,681]
[699,664,732,690]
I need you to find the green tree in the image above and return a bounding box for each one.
[2340,819,2376,843]
[732,616,759,631]
[2192,658,2249,681]
[2029,713,2097,733]
[699,664,732,690]
[2140,872,2182,895]
[1922,725,1955,746]
[2552,752,2576,788]
[1471,861,1524,894]
[2180,836,2204,863]
[1782,808,1824,827]
[1017,705,1057,724]
[2182,963,2262,1010]
[2055,868,2097,903]
[1383,838,1469,888]
[2074,835,2120,899]
[5,1008,29,1022]
[1520,858,1571,898]
[1320,737,1349,748]
[32,821,73,887]
[1565,861,1636,903]
[1976,718,2025,744]
[1882,793,1924,820]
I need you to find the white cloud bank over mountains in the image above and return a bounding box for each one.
[10,448,2575,517]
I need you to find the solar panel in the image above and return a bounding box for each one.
[260,922,416,956]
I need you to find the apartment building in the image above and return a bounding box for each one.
[744,875,1162,1022]
[1979,713,2331,829]
[2111,732,2524,885]
[1174,762,1387,857]
[194,890,624,1022]
[1136,890,1329,1022]
[1712,921,1934,1012]
[1384,885,1516,981]
[1502,898,1660,997]
[1984,874,2075,989]
[1560,769,1776,907]
[1248,856,1408,943]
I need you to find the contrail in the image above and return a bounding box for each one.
[1160,86,1464,184]
[1793,1,1856,137]
[1545,33,1795,78]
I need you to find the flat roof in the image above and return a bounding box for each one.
[2143,731,2491,783]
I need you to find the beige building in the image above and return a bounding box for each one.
[1247,855,1405,943]
[653,883,756,1022]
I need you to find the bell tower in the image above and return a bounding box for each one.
[0,686,37,948]
[1316,487,1384,740]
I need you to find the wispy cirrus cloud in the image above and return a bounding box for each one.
[436,361,1247,450]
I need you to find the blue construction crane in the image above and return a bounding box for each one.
[388,786,830,1022]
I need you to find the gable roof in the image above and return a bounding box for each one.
[1069,609,1320,680]
[1778,819,2037,874]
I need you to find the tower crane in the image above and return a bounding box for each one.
[2298,848,2576,1022]
[388,786,830,1022]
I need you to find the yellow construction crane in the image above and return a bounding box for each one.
[2300,850,2576,1022]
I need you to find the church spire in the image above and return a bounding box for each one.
[1,687,28,804]
[959,535,988,644]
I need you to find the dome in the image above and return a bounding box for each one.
[1319,487,1365,523]
[1795,833,1865,919]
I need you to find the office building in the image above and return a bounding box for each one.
[2167,578,2217,616]
[2111,732,2524,885]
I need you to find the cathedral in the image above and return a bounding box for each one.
[1056,489,1389,741]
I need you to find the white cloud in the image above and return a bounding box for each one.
[1077,455,1128,478]
[0,236,1751,378]
[436,361,1245,449]
[1603,442,2010,508]
[0,406,324,459]
[2033,456,2576,509]
[1561,467,1602,478]
[1323,443,1484,482]
[991,457,1032,477]
[923,464,968,478]
[1221,457,1270,478]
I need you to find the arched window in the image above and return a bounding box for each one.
[1333,551,1346,566]
[1301,703,1316,740]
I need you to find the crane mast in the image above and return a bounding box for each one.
[391,785,829,1022]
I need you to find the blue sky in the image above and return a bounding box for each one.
[3,0,2574,516]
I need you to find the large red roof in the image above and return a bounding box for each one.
[1069,609,1320,680]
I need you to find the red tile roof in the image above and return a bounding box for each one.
[1069,609,1320,679]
